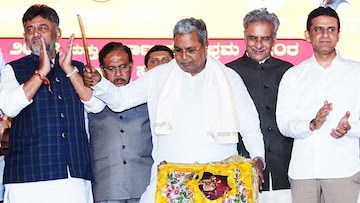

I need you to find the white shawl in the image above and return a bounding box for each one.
[154,56,238,143]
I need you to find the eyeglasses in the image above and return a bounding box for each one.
[173,45,204,56]
[103,63,132,73]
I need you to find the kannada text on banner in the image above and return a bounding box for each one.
[0,38,313,79]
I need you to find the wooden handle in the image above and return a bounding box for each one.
[77,14,91,66]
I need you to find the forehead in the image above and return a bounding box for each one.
[310,16,338,27]
[245,21,273,35]
[174,31,201,48]
[23,15,53,27]
[103,49,129,65]
[150,50,172,58]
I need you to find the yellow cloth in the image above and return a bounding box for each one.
[155,155,259,203]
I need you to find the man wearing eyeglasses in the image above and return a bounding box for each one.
[87,42,153,203]
[83,18,265,203]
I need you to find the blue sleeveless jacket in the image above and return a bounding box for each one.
[4,54,91,183]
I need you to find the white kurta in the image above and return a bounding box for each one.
[88,56,265,203]
[276,52,360,180]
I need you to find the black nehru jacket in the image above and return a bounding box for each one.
[226,52,293,191]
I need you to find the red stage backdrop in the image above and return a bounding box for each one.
[0,38,312,79]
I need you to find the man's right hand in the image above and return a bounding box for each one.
[83,65,101,87]
[310,100,332,131]
[38,36,51,75]
[252,157,265,191]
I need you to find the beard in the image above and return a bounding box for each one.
[28,32,57,56]
[29,40,56,56]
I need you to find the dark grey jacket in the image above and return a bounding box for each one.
[89,104,153,201]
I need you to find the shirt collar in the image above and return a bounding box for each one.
[245,52,270,64]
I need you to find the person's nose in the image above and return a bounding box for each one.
[254,38,263,48]
[322,29,329,37]
[114,68,123,76]
[179,51,185,58]
[33,27,43,37]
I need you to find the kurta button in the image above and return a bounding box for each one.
[58,95,62,100]
[60,113,65,118]
[122,145,125,149]
[266,106,271,110]
[267,127,272,131]
[119,116,123,119]
[123,160,127,164]
[61,133,66,138]
[264,85,269,89]
[267,147,271,152]
[55,77,60,82]
[120,129,124,133]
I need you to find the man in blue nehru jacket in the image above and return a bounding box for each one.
[0,4,93,203]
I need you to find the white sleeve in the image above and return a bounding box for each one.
[91,74,148,112]
[276,70,312,139]
[0,52,4,71]
[82,95,106,113]
[0,64,32,117]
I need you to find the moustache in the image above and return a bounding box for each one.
[252,47,266,52]
[113,78,127,83]
[32,36,42,41]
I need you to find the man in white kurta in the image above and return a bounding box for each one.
[84,18,265,203]
[276,7,360,203]
[276,52,360,203]
[86,56,265,202]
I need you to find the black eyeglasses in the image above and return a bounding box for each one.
[103,63,132,73]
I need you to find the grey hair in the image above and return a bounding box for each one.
[173,17,208,45]
[243,8,280,36]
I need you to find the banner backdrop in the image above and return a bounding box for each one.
[0,0,358,78]
[0,38,312,79]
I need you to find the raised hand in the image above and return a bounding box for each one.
[38,35,51,76]
[59,34,76,73]
[310,100,332,131]
[83,65,101,87]
[330,111,351,138]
